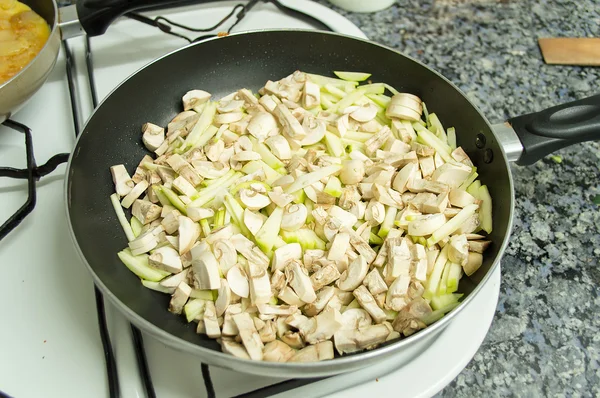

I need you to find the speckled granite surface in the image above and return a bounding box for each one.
[314,0,600,396]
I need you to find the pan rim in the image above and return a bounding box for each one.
[0,0,59,91]
[64,28,515,372]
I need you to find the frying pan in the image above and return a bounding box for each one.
[0,0,222,122]
[64,21,600,377]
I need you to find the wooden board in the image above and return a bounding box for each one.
[538,37,600,66]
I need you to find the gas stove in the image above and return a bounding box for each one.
[0,2,501,397]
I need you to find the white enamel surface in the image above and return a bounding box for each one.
[0,1,500,397]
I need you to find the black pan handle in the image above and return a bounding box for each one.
[510,94,600,165]
[76,0,211,37]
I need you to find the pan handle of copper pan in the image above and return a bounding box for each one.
[493,94,600,166]
[74,0,208,37]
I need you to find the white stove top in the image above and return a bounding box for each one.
[0,2,500,397]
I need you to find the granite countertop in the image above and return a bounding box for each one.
[315,0,600,396]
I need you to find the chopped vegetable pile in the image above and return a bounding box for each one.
[109,70,493,363]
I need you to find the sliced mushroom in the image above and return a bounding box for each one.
[285,260,317,303]
[182,89,211,110]
[304,307,343,345]
[299,115,327,146]
[263,340,296,362]
[448,234,469,266]
[302,80,321,109]
[231,234,270,267]
[110,164,135,197]
[271,243,302,272]
[265,135,292,160]
[273,104,306,140]
[267,187,295,208]
[168,281,191,315]
[149,246,183,274]
[327,232,350,261]
[227,265,250,298]
[278,286,305,307]
[192,160,231,179]
[232,312,264,361]
[304,286,336,317]
[243,208,266,236]
[365,126,392,156]
[339,159,366,185]
[310,264,341,291]
[191,249,221,290]
[451,146,474,167]
[350,103,378,123]
[141,123,165,152]
[386,238,412,281]
[121,180,149,209]
[203,301,221,339]
[337,255,368,292]
[132,199,162,225]
[363,269,388,296]
[257,320,277,343]
[431,163,472,189]
[385,275,411,311]
[334,324,390,355]
[215,279,232,317]
[221,339,250,359]
[353,285,387,324]
[213,240,237,275]
[281,204,308,232]
[422,193,449,214]
[463,252,483,276]
[160,269,189,289]
[239,189,271,211]
[365,200,386,226]
[469,240,492,253]
[248,262,272,306]
[217,99,245,113]
[344,227,377,264]
[178,216,200,255]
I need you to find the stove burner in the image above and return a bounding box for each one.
[0,120,69,241]
[126,0,332,43]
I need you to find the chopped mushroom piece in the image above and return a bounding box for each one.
[350,103,378,123]
[248,262,272,305]
[233,312,264,361]
[271,243,302,272]
[469,240,492,253]
[334,324,390,355]
[121,180,149,209]
[385,275,411,312]
[221,339,250,359]
[182,89,211,110]
[285,260,317,303]
[273,104,306,140]
[448,234,469,266]
[110,165,135,197]
[302,80,321,109]
[169,282,192,315]
[204,301,221,339]
[281,204,308,231]
[339,159,365,185]
[239,189,271,211]
[304,307,343,344]
[304,286,336,316]
[178,216,200,255]
[263,340,296,362]
[142,123,165,152]
[227,265,250,298]
[327,232,350,261]
[215,279,232,317]
[337,255,369,292]
[268,187,295,208]
[310,264,341,291]
[363,269,388,295]
[353,285,387,324]
[149,246,183,274]
[265,135,292,160]
[132,199,162,225]
[191,248,221,290]
[289,341,334,362]
[448,189,476,208]
[463,252,483,276]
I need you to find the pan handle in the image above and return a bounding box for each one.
[505,94,600,165]
[76,0,206,37]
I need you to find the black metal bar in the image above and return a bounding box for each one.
[201,364,216,398]
[0,120,37,241]
[65,37,121,398]
[130,325,156,398]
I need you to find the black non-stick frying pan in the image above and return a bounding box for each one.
[66,29,599,378]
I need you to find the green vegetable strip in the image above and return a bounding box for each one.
[250,137,285,171]
[428,113,447,143]
[202,169,237,187]
[110,193,136,241]
[430,293,462,312]
[438,259,452,295]
[130,216,143,238]
[323,84,347,99]
[118,249,169,282]
[280,229,326,250]
[378,206,397,238]
[457,170,478,191]
[478,185,493,233]
[328,87,366,113]
[344,131,374,142]
[383,83,399,95]
[420,302,461,325]
[427,203,479,246]
[324,131,345,157]
[447,127,457,150]
[415,128,453,162]
[255,207,284,253]
[306,73,358,90]
[223,194,252,239]
[183,101,217,150]
[284,164,342,194]
[160,186,188,215]
[189,172,242,208]
[152,185,171,207]
[425,245,449,298]
[446,262,462,293]
[184,298,206,322]
[466,180,481,198]
[200,219,211,237]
